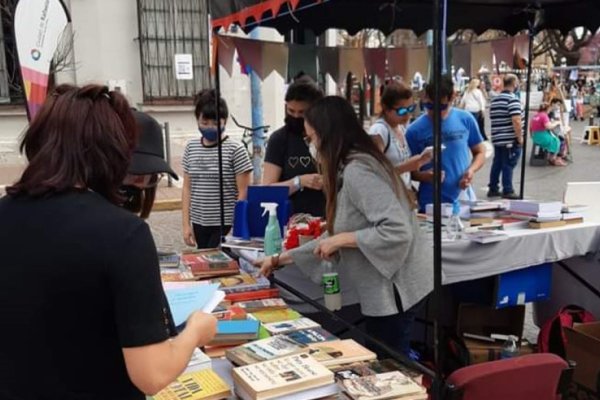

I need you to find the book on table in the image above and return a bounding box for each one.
[210,319,260,346]
[184,348,212,373]
[151,369,231,400]
[307,339,377,367]
[226,335,309,366]
[340,371,427,400]
[263,317,321,335]
[236,298,288,313]
[283,327,338,345]
[158,251,181,268]
[508,200,563,215]
[212,274,271,294]
[465,230,509,244]
[331,359,424,386]
[181,250,239,278]
[250,308,302,324]
[232,353,336,400]
[528,220,568,229]
[226,288,280,302]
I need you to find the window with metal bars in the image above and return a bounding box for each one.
[0,0,24,105]
[137,0,211,104]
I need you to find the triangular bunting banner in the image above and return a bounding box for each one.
[263,41,289,79]
[339,48,365,82]
[387,48,407,79]
[317,47,340,82]
[364,48,387,80]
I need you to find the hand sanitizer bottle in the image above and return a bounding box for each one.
[446,200,465,241]
[261,202,282,256]
[322,262,342,311]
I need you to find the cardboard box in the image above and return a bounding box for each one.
[457,304,527,365]
[564,321,600,392]
[464,338,534,364]
[494,263,552,308]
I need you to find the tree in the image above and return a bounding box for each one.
[533,29,594,65]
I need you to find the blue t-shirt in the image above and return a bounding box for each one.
[406,108,483,210]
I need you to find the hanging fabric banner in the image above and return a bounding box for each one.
[470,42,494,76]
[288,44,318,81]
[262,41,289,79]
[387,48,407,80]
[15,0,70,121]
[363,48,386,80]
[233,37,265,78]
[514,34,530,69]
[406,47,428,84]
[216,36,236,77]
[491,37,515,71]
[317,46,340,82]
[338,48,365,83]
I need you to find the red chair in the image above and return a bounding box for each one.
[445,353,573,400]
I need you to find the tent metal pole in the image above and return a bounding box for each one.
[432,0,446,397]
[519,28,535,199]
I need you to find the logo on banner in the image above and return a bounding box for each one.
[31,49,42,60]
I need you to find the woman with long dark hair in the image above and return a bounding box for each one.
[0,84,216,399]
[255,96,433,356]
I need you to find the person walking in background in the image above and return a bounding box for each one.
[263,78,325,217]
[487,74,523,199]
[459,78,488,141]
[530,103,567,167]
[0,84,217,400]
[406,76,486,211]
[182,89,253,249]
[369,82,432,188]
[255,96,433,357]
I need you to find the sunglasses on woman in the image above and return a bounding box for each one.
[396,104,417,116]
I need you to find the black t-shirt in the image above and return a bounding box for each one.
[0,190,175,400]
[264,126,325,217]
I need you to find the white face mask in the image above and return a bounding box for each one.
[309,142,319,161]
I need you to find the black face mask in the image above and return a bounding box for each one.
[284,115,305,135]
[119,185,143,213]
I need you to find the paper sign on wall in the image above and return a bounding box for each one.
[175,54,194,80]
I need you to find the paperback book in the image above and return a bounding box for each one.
[236,298,288,313]
[212,274,271,294]
[263,317,321,335]
[182,250,239,278]
[151,369,231,400]
[232,353,335,400]
[341,371,427,400]
[226,335,308,366]
[307,339,377,367]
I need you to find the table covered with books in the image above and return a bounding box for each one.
[154,249,430,400]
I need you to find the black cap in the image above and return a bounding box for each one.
[129,110,179,180]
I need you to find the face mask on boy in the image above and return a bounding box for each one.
[199,126,223,142]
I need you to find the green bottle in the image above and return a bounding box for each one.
[261,202,282,256]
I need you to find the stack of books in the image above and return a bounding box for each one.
[233,353,338,400]
[210,319,261,347]
[212,273,271,294]
[182,249,239,278]
[508,200,569,229]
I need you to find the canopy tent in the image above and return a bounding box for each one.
[207,1,597,396]
[211,0,600,35]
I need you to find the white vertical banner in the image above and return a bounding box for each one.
[14,0,70,120]
[175,54,194,80]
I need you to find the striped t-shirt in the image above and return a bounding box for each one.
[182,137,253,226]
[490,91,522,146]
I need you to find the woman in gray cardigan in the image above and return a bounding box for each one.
[256,96,433,356]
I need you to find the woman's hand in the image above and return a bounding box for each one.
[254,256,277,277]
[300,174,323,190]
[419,147,434,165]
[314,233,356,261]
[183,225,196,247]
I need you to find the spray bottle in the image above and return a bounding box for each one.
[261,202,282,256]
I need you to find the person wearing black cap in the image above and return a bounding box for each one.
[121,110,179,218]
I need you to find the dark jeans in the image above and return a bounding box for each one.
[192,224,230,249]
[364,289,424,357]
[489,145,522,194]
[470,111,488,141]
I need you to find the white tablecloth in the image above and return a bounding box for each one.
[440,222,600,284]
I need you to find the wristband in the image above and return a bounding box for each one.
[270,253,282,270]
[293,176,302,191]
